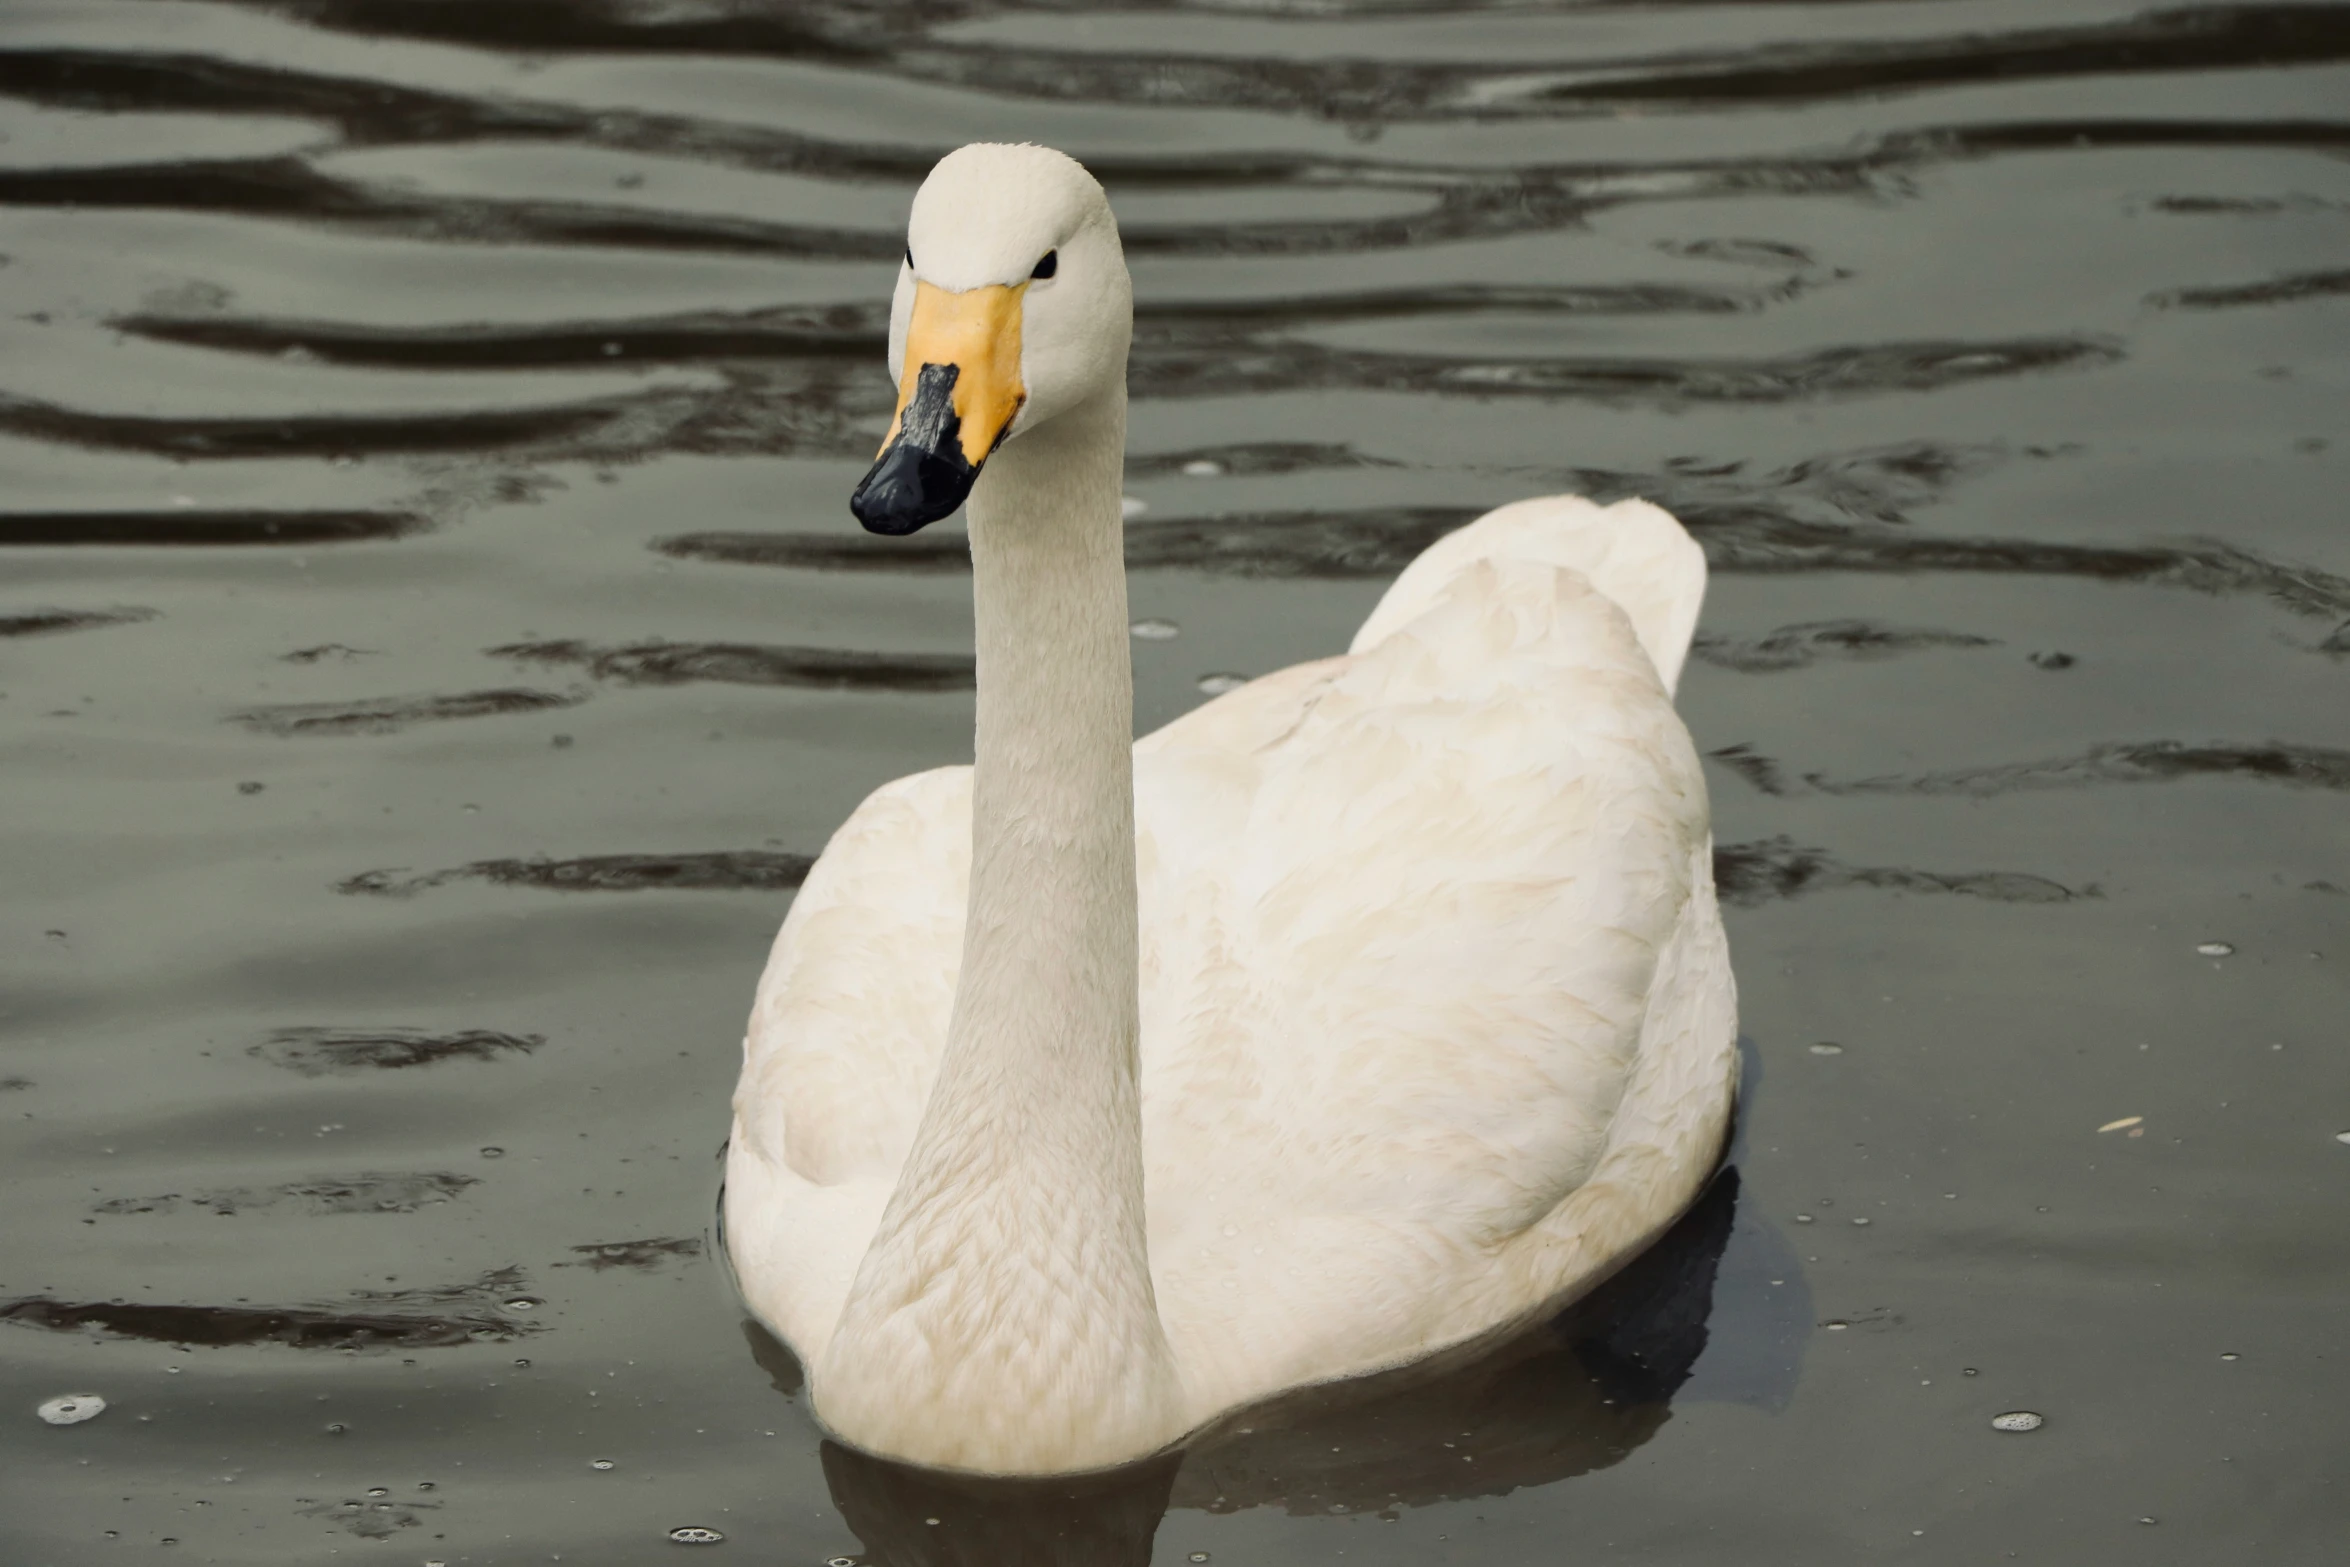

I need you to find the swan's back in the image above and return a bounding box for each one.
[1351,495,1707,693]
[1130,494,1732,1414]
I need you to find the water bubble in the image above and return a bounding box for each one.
[479,1146,505,1159]
[1197,673,1248,696]
[1130,618,1179,641]
[365,1487,388,1497]
[1120,496,1149,520]
[1793,1214,1814,1224]
[1851,1217,1871,1226]
[37,1393,105,1425]
[829,1559,857,1567]
[325,1422,348,1435]
[416,1482,436,1491]
[1822,1321,1849,1332]
[1808,1042,1844,1055]
[502,1298,540,1314]
[1991,1411,2044,1432]
[2335,1131,2350,1146]
[1963,1368,1979,1377]
[2139,1517,2158,1526]
[2221,1352,2239,1361]
[667,1526,724,1545]
[2196,941,2235,957]
[591,1459,615,1471]
[1189,1555,1212,1564]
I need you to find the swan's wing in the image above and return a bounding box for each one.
[725,765,971,1359]
[1494,832,1737,1316]
[1350,495,1707,695]
[733,764,970,1183]
[1135,549,1731,1409]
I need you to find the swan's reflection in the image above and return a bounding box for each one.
[785,1160,1807,1564]
[824,1445,1182,1567]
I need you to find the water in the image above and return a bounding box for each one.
[1,0,2346,1562]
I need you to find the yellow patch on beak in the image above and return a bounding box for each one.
[884,280,1026,465]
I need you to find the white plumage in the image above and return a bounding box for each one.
[724,144,1736,1476]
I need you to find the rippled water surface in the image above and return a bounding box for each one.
[4,1,2347,1562]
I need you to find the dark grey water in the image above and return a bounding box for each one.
[3,1,2346,1562]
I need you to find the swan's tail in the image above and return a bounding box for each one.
[1349,496,1708,696]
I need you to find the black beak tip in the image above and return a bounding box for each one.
[852,441,979,536]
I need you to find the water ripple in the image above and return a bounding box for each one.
[338,849,815,897]
[252,1026,544,1075]
[0,606,157,637]
[1692,620,1999,674]
[491,638,975,692]
[2152,267,2350,310]
[93,1171,479,1218]
[1714,837,2095,907]
[0,509,427,546]
[1713,740,2350,797]
[561,1237,704,1271]
[1,1267,537,1349]
[230,688,586,737]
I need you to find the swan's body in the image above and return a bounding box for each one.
[724,144,1736,1475]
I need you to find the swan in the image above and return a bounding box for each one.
[723,142,1737,1477]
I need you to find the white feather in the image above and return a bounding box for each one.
[723,144,1737,1475]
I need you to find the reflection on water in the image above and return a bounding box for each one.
[3,0,2344,1559]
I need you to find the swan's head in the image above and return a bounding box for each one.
[851,143,1131,535]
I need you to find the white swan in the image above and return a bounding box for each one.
[724,143,1737,1476]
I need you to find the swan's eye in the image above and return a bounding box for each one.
[1031,250,1058,280]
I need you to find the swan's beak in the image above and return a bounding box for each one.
[851,279,1027,535]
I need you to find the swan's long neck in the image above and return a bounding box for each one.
[818,386,1181,1472]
